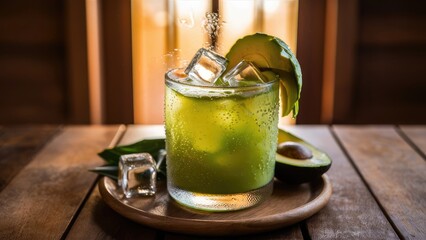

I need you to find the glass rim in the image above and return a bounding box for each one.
[165,68,279,92]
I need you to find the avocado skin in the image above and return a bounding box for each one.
[275,129,332,184]
[274,162,331,184]
[224,33,301,117]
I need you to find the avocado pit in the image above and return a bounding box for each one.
[277,141,313,160]
[274,135,332,184]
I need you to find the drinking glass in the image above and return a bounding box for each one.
[164,69,279,211]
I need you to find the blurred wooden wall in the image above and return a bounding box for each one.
[0,0,132,124]
[0,0,425,125]
[351,0,426,124]
[0,0,75,124]
[297,0,426,124]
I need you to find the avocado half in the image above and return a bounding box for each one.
[224,33,302,117]
[275,129,332,184]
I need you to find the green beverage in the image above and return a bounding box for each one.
[165,69,279,211]
[165,33,303,212]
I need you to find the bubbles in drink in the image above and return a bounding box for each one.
[202,12,225,51]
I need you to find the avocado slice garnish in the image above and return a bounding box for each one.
[275,129,332,184]
[225,33,302,117]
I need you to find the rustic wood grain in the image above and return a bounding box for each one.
[0,125,119,239]
[333,125,426,239]
[0,125,60,192]
[163,223,303,240]
[282,125,398,239]
[65,125,159,239]
[66,183,157,240]
[400,125,426,157]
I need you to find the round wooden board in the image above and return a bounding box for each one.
[98,175,332,236]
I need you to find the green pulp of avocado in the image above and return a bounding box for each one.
[275,129,332,184]
[225,33,302,117]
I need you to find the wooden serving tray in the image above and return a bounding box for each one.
[98,175,332,236]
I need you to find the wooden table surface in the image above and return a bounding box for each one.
[0,125,424,239]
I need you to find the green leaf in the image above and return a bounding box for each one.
[89,165,118,180]
[94,138,167,180]
[98,138,165,165]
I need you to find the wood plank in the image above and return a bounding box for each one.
[332,0,359,124]
[65,125,158,239]
[163,223,303,240]
[359,14,426,46]
[296,0,326,124]
[400,125,426,157]
[0,0,68,124]
[333,125,426,239]
[102,0,134,124]
[354,47,426,124]
[359,0,426,46]
[351,0,426,125]
[66,184,157,239]
[282,125,398,239]
[0,0,64,45]
[0,125,60,192]
[0,125,119,239]
[64,0,90,124]
[0,53,67,124]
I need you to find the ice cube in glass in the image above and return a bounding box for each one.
[119,153,157,198]
[223,60,267,87]
[184,48,227,85]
